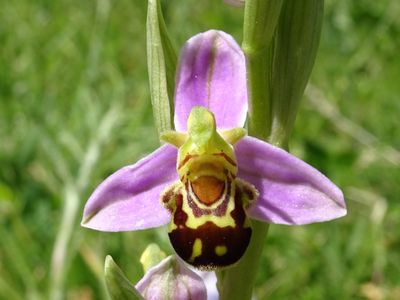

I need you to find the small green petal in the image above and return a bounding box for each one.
[160,130,187,148]
[220,128,247,145]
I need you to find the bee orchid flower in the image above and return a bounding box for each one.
[82,30,346,270]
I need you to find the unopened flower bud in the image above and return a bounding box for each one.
[140,244,166,273]
[136,256,207,300]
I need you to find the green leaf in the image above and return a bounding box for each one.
[147,0,177,135]
[104,256,143,300]
[269,0,324,146]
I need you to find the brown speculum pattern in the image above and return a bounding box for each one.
[162,159,257,270]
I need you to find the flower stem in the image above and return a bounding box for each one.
[217,1,282,299]
[217,221,269,300]
[218,1,325,299]
[242,0,283,141]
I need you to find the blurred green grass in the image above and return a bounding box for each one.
[0,0,399,299]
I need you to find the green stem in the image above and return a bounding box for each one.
[218,1,324,299]
[242,0,283,141]
[217,1,282,300]
[217,222,269,300]
[246,49,273,140]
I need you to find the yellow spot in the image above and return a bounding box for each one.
[183,184,236,229]
[189,238,203,262]
[215,245,227,256]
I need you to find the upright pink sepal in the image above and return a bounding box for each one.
[174,30,247,131]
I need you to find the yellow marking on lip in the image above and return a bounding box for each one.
[189,238,203,262]
[183,183,236,229]
[215,245,227,256]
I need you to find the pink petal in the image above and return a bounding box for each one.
[235,136,346,225]
[136,256,207,300]
[174,30,247,131]
[81,145,178,232]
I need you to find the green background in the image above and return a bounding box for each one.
[1,0,399,299]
